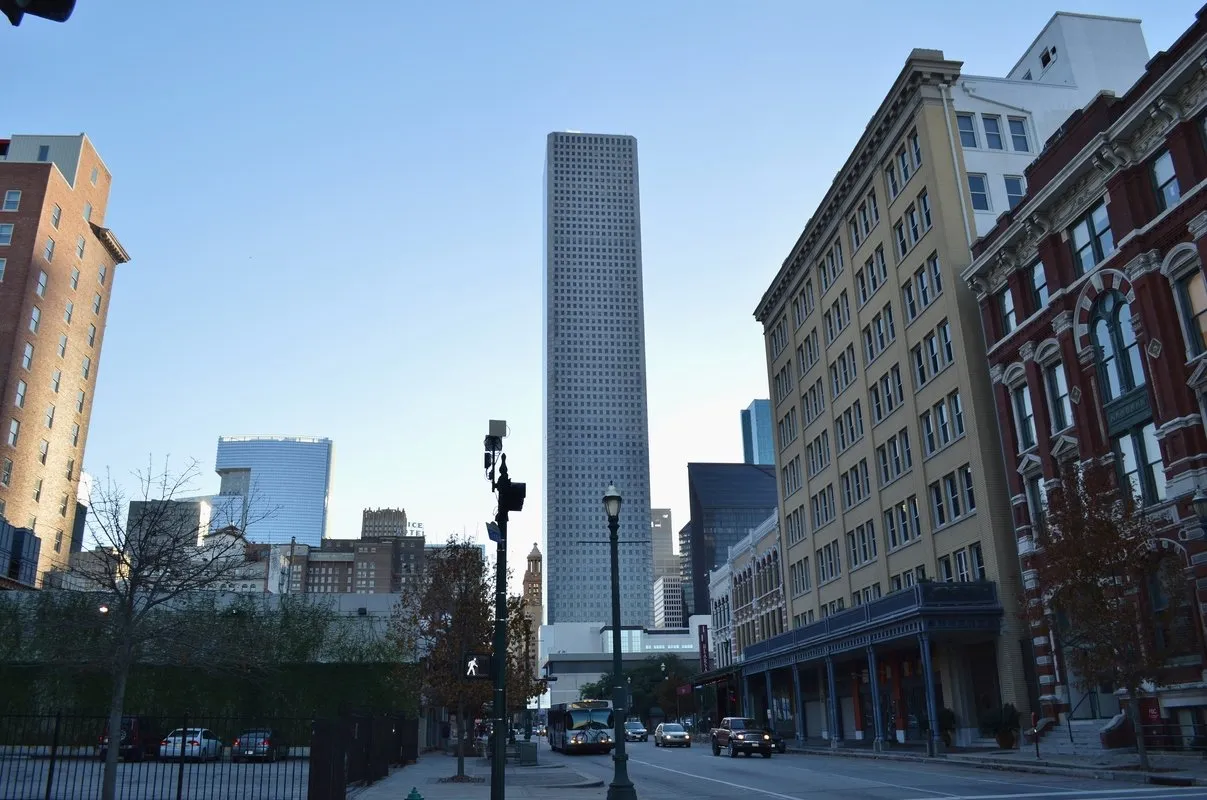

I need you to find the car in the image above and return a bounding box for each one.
[159,728,222,762]
[709,717,773,758]
[623,720,648,742]
[231,729,288,762]
[653,722,691,747]
[98,716,162,762]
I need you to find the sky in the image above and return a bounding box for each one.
[3,0,1200,595]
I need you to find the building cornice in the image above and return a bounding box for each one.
[755,52,963,323]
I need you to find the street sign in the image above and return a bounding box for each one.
[463,652,492,681]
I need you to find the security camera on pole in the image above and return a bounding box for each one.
[485,420,525,800]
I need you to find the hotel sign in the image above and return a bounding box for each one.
[697,624,711,672]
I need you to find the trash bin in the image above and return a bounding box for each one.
[518,741,538,766]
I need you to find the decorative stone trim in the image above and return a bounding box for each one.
[1020,341,1037,362]
[1123,250,1162,281]
[1188,210,1207,240]
[1052,311,1074,336]
[1017,453,1043,475]
[990,364,1004,385]
[1004,362,1028,387]
[1074,269,1135,356]
[1148,339,1164,359]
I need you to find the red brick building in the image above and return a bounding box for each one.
[964,8,1207,737]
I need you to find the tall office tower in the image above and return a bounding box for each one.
[740,399,774,465]
[0,134,129,584]
[214,435,333,546]
[650,508,677,580]
[543,131,653,626]
[360,507,408,538]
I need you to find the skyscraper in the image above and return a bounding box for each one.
[214,435,333,546]
[740,399,774,465]
[650,508,677,580]
[543,131,652,626]
[0,134,129,584]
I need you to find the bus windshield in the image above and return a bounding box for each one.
[568,708,613,730]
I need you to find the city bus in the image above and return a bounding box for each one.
[548,700,614,754]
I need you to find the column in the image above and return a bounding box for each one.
[867,647,885,752]
[891,658,906,744]
[851,672,864,741]
[764,670,775,730]
[919,633,941,755]
[743,676,753,719]
[792,663,805,743]
[824,656,841,749]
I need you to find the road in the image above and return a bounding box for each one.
[543,742,1207,800]
[0,756,307,800]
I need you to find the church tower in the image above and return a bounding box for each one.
[522,543,543,679]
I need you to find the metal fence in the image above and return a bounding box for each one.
[0,713,314,800]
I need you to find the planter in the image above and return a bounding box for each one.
[995,730,1016,750]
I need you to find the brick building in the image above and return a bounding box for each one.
[964,6,1207,733]
[286,535,425,595]
[0,135,128,582]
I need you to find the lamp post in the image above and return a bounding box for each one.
[604,484,637,800]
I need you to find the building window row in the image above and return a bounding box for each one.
[876,428,913,487]
[769,316,789,359]
[902,253,943,322]
[803,378,826,425]
[829,343,858,399]
[857,246,888,307]
[835,399,865,453]
[810,484,835,530]
[824,290,851,345]
[890,565,927,592]
[910,318,954,389]
[885,129,922,202]
[938,542,986,583]
[929,464,976,529]
[851,582,883,606]
[777,406,798,451]
[785,505,807,545]
[773,362,793,404]
[816,538,842,584]
[883,495,922,551]
[957,112,1030,153]
[870,364,905,425]
[792,277,816,329]
[862,301,896,366]
[796,328,820,378]
[789,555,812,596]
[921,390,965,457]
[819,240,845,295]
[805,430,831,477]
[845,519,878,570]
[782,455,803,498]
[840,459,871,511]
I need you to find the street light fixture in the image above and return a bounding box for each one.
[98,605,109,614]
[603,484,636,800]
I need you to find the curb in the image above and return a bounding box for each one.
[784,747,1203,786]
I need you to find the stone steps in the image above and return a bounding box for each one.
[1043,719,1105,755]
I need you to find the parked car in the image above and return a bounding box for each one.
[653,722,691,747]
[99,716,162,762]
[710,717,772,758]
[232,729,288,762]
[159,728,222,761]
[623,720,648,742]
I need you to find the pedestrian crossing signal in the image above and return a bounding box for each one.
[463,652,492,681]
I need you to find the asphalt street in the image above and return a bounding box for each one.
[0,757,307,800]
[543,742,1207,800]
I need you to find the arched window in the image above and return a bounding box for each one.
[1092,292,1145,401]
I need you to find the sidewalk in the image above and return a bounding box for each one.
[350,751,605,800]
[786,741,1207,786]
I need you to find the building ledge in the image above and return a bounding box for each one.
[89,222,130,264]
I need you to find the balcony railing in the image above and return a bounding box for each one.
[742,580,1000,661]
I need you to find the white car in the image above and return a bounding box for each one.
[159,728,222,761]
[653,722,691,747]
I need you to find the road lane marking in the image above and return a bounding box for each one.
[894,790,1207,800]
[625,758,805,800]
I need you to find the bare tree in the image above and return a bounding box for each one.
[1026,461,1192,769]
[60,458,272,800]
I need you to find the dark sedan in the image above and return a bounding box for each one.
[232,729,289,762]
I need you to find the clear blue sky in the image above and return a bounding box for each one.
[4,0,1199,592]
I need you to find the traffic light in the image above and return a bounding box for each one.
[2,0,76,25]
[499,479,526,513]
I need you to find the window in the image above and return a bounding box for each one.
[98,265,107,286]
[857,248,888,306]
[45,404,55,429]
[790,555,812,595]
[0,257,5,281]
[773,363,793,404]
[92,293,102,314]
[870,364,904,424]
[929,464,976,528]
[998,288,1016,334]
[803,379,826,425]
[956,114,977,147]
[883,496,921,550]
[1113,422,1166,506]
[43,237,55,261]
[909,130,922,168]
[836,400,865,453]
[939,555,954,581]
[778,407,799,450]
[2,189,19,211]
[863,303,896,364]
[33,479,42,503]
[70,422,80,447]
[38,439,49,465]
[876,428,913,485]
[75,235,85,259]
[59,493,69,515]
[829,344,858,398]
[823,291,851,344]
[840,459,871,510]
[84,202,93,222]
[1093,292,1144,402]
[968,174,990,211]
[886,164,900,199]
[982,115,1004,150]
[1178,270,1207,355]
[0,458,10,486]
[906,205,920,244]
[1005,176,1026,210]
[782,455,803,497]
[81,356,91,380]
[1008,118,1030,152]
[1070,200,1114,276]
[811,484,836,529]
[12,380,28,410]
[1030,262,1048,309]
[51,369,61,393]
[7,419,19,447]
[806,430,831,477]
[22,342,33,370]
[918,190,932,229]
[847,521,878,569]
[29,306,40,333]
[65,458,73,480]
[894,221,908,259]
[1152,150,1180,212]
[70,267,80,289]
[1045,362,1072,431]
[76,390,86,413]
[1013,385,1036,450]
[0,223,12,245]
[87,323,97,347]
[37,145,50,162]
[64,301,73,324]
[36,270,47,297]
[50,204,61,228]
[57,335,67,358]
[1025,473,1047,539]
[90,166,99,185]
[817,539,842,583]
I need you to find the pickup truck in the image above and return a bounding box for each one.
[710,717,773,758]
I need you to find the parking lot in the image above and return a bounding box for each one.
[0,755,309,800]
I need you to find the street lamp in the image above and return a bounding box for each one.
[603,484,636,800]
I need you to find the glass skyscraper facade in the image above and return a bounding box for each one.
[214,435,332,547]
[543,131,653,626]
[740,399,774,466]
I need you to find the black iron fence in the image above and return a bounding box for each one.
[0,712,418,800]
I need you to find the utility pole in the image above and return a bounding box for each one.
[485,421,525,800]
